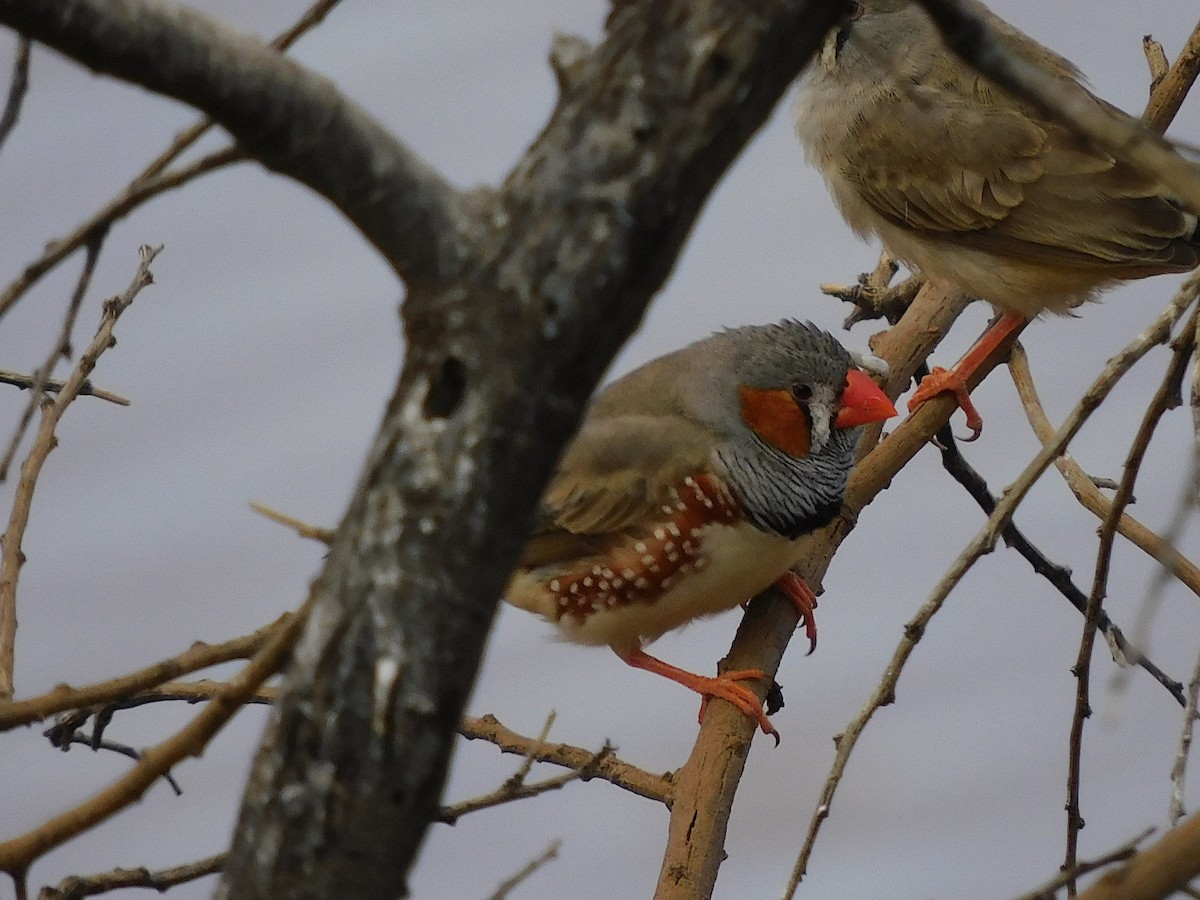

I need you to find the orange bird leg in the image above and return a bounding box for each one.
[777,571,818,655]
[621,648,779,744]
[907,312,1028,441]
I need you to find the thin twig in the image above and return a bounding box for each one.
[486,840,562,900]
[0,592,312,876]
[0,615,288,731]
[46,734,183,796]
[0,35,29,154]
[1143,17,1200,133]
[38,852,224,900]
[0,0,343,323]
[0,369,128,405]
[0,245,159,700]
[1016,828,1155,900]
[933,418,1185,706]
[249,501,335,544]
[0,235,104,482]
[1170,646,1200,825]
[1009,345,1200,606]
[458,714,672,805]
[787,273,1200,896]
[1065,307,1199,892]
[439,744,611,825]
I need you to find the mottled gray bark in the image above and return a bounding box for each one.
[0,0,848,896]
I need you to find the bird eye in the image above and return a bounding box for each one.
[791,384,813,404]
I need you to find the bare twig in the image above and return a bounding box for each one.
[1065,307,1199,891]
[1078,811,1200,900]
[46,733,183,797]
[38,852,224,900]
[486,840,562,900]
[786,273,1200,897]
[0,234,104,482]
[0,369,128,405]
[1170,647,1200,825]
[0,0,343,323]
[933,418,1185,706]
[0,592,311,878]
[1144,37,1170,94]
[1010,346,1200,606]
[0,35,29,153]
[0,245,159,700]
[249,501,335,545]
[0,615,288,731]
[1016,828,1155,900]
[1143,17,1200,133]
[439,743,611,825]
[458,714,671,805]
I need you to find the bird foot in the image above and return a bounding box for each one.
[777,571,819,654]
[621,648,778,743]
[907,366,983,441]
[695,669,780,744]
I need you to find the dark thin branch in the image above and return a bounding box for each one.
[0,35,29,153]
[0,370,128,405]
[46,733,183,796]
[933,416,1186,707]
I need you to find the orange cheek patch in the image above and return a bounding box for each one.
[738,386,811,457]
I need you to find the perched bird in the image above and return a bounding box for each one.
[505,321,896,739]
[795,0,1200,437]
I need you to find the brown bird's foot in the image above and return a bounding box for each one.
[908,366,983,441]
[622,648,779,744]
[906,312,1028,441]
[777,570,818,654]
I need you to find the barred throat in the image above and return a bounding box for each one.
[716,427,859,540]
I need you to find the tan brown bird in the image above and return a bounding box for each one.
[796,0,1200,436]
[505,321,896,739]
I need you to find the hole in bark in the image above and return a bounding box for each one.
[707,51,731,83]
[424,356,467,419]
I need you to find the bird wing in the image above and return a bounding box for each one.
[844,88,1196,271]
[519,413,714,570]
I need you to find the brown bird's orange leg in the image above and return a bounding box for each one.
[777,570,818,655]
[907,312,1028,441]
[621,648,778,743]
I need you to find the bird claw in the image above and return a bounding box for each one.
[778,571,819,654]
[908,366,983,441]
[696,668,780,744]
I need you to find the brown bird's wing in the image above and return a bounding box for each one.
[845,89,1197,273]
[519,413,714,570]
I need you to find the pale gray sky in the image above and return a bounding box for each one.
[2,2,1199,898]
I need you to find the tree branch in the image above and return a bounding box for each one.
[0,246,158,700]
[0,0,464,291]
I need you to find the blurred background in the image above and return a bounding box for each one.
[1,1,1198,897]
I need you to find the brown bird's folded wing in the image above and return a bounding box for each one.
[845,90,1197,273]
[519,414,714,570]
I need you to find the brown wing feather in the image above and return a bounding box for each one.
[519,414,714,571]
[845,87,1197,274]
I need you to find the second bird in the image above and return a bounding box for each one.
[796,0,1200,435]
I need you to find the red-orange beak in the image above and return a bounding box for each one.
[835,369,897,429]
